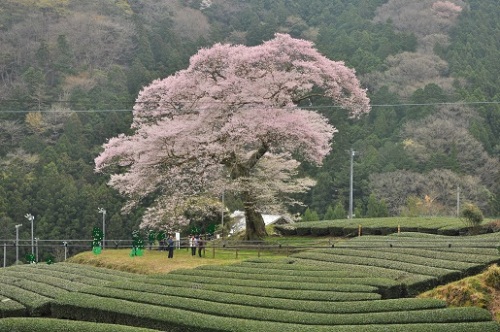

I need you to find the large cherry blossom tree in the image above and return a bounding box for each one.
[95,34,370,240]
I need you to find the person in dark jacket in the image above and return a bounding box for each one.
[198,236,204,258]
[167,235,174,259]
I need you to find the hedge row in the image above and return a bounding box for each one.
[335,238,500,249]
[0,284,51,316]
[169,268,398,289]
[0,275,68,299]
[147,272,379,293]
[275,218,473,237]
[77,285,493,326]
[312,248,477,271]
[284,258,440,296]
[22,263,138,282]
[110,280,434,313]
[52,292,499,332]
[0,296,26,318]
[277,217,500,237]
[432,247,500,256]
[6,265,108,286]
[0,270,88,292]
[140,277,381,301]
[0,318,160,332]
[372,247,499,264]
[197,264,370,278]
[293,251,460,279]
[239,259,431,282]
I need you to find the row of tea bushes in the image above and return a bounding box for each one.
[1,231,500,331]
[0,263,140,317]
[0,318,159,332]
[0,283,51,316]
[291,232,500,296]
[274,217,480,237]
[153,271,380,292]
[167,268,400,297]
[0,270,88,291]
[108,280,445,314]
[141,275,381,301]
[52,292,500,332]
[0,295,25,318]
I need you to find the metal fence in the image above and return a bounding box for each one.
[0,237,303,267]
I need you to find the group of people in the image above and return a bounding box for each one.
[189,235,205,258]
[164,234,205,259]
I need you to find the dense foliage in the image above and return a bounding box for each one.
[0,0,499,251]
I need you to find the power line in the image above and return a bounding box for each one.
[0,100,499,114]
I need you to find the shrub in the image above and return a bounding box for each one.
[461,203,484,229]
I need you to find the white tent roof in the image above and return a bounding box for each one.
[229,210,291,233]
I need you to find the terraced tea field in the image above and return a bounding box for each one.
[1,232,500,331]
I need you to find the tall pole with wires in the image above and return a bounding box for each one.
[98,208,106,250]
[349,149,356,219]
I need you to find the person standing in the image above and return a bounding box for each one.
[189,235,196,256]
[198,236,204,258]
[167,235,174,259]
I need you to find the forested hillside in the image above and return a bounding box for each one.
[0,0,499,253]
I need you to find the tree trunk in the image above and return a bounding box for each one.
[242,192,267,241]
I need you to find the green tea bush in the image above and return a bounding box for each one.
[198,264,369,278]
[0,318,159,332]
[109,280,444,314]
[52,292,497,332]
[6,265,107,286]
[0,296,26,318]
[293,251,460,278]
[169,269,397,288]
[29,263,137,281]
[373,248,498,264]
[0,270,88,291]
[75,286,493,326]
[0,275,68,299]
[311,249,475,271]
[141,277,381,301]
[0,284,51,316]
[151,273,379,293]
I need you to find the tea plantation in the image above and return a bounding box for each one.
[1,232,500,331]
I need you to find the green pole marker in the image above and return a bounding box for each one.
[92,227,103,255]
[130,230,144,257]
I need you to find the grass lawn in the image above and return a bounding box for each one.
[67,246,289,274]
[66,233,336,274]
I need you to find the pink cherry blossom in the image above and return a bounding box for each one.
[95,33,370,239]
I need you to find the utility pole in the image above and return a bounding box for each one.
[349,149,356,219]
[98,208,106,249]
[25,213,34,255]
[456,185,460,217]
[15,224,22,264]
[221,191,225,233]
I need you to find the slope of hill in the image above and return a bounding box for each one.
[1,232,500,330]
